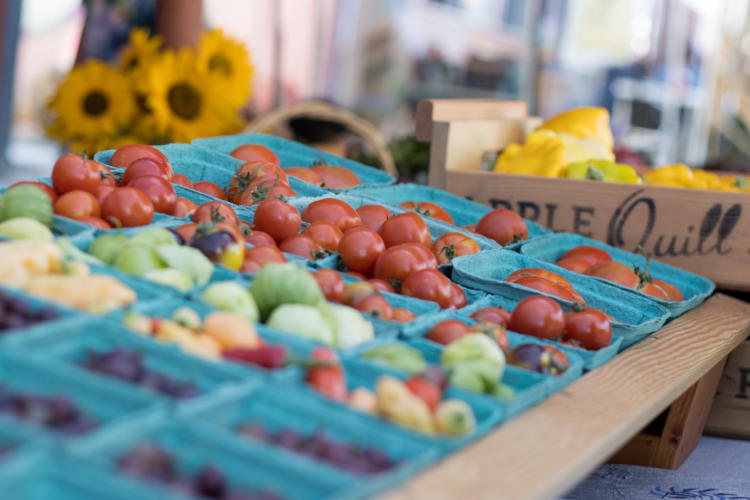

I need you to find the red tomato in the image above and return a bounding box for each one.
[563,306,612,350]
[301,199,361,232]
[78,216,111,230]
[475,208,528,246]
[448,282,467,309]
[241,245,288,273]
[399,201,455,225]
[174,223,198,243]
[373,243,438,286]
[11,182,57,204]
[355,294,394,320]
[404,376,441,412]
[471,306,511,327]
[338,226,386,277]
[431,232,480,265]
[558,245,612,267]
[172,198,197,218]
[301,222,343,252]
[192,202,239,226]
[110,144,171,176]
[92,161,116,186]
[51,154,101,194]
[230,144,280,166]
[253,198,302,243]
[314,269,345,303]
[309,165,361,189]
[426,319,472,345]
[171,174,193,188]
[556,257,592,274]
[279,234,325,260]
[306,347,347,402]
[505,268,574,291]
[392,307,417,323]
[408,243,439,269]
[229,162,289,202]
[368,279,395,294]
[472,322,510,353]
[284,167,322,185]
[92,184,116,205]
[241,227,277,248]
[54,190,100,220]
[101,187,154,227]
[511,276,577,302]
[356,204,392,232]
[639,282,669,300]
[237,179,297,206]
[585,261,638,288]
[378,212,431,248]
[509,296,565,340]
[401,269,454,308]
[121,158,171,185]
[652,279,683,301]
[192,181,227,201]
[126,175,177,214]
[341,282,378,306]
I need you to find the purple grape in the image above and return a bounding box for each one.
[36,307,60,321]
[81,348,199,400]
[238,423,398,475]
[0,385,97,436]
[194,465,226,498]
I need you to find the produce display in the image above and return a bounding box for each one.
[0,134,714,499]
[489,106,750,192]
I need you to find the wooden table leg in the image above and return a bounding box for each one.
[609,356,728,469]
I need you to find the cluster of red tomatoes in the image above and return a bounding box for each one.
[40,145,184,229]
[428,293,612,354]
[241,195,487,309]
[555,245,683,302]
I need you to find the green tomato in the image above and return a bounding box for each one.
[115,244,167,276]
[360,343,427,375]
[145,268,193,291]
[128,227,179,249]
[249,263,324,320]
[200,281,259,323]
[88,233,129,264]
[0,217,53,241]
[155,245,213,286]
[267,304,334,345]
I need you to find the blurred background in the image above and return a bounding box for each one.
[3,0,750,181]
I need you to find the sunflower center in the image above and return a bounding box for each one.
[82,91,109,116]
[167,82,201,120]
[135,93,151,114]
[208,54,233,77]
[124,56,139,71]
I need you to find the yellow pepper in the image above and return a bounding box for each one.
[566,160,640,183]
[643,164,698,188]
[541,107,614,150]
[493,129,566,177]
[691,169,726,191]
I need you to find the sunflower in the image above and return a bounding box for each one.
[120,28,163,74]
[145,48,235,143]
[48,60,134,141]
[197,29,253,107]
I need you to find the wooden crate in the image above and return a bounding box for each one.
[417,99,750,291]
[705,340,750,439]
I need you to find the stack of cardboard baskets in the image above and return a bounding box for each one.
[0,132,721,499]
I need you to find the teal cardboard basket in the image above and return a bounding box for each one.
[278,357,503,454]
[519,232,715,318]
[398,310,586,389]
[192,133,396,189]
[0,353,161,442]
[0,286,80,343]
[349,336,549,420]
[452,249,671,338]
[180,382,440,499]
[70,416,351,500]
[6,316,248,404]
[0,453,177,500]
[349,183,549,249]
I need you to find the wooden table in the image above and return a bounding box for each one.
[381,294,750,500]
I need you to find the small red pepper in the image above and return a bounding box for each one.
[223,344,288,370]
